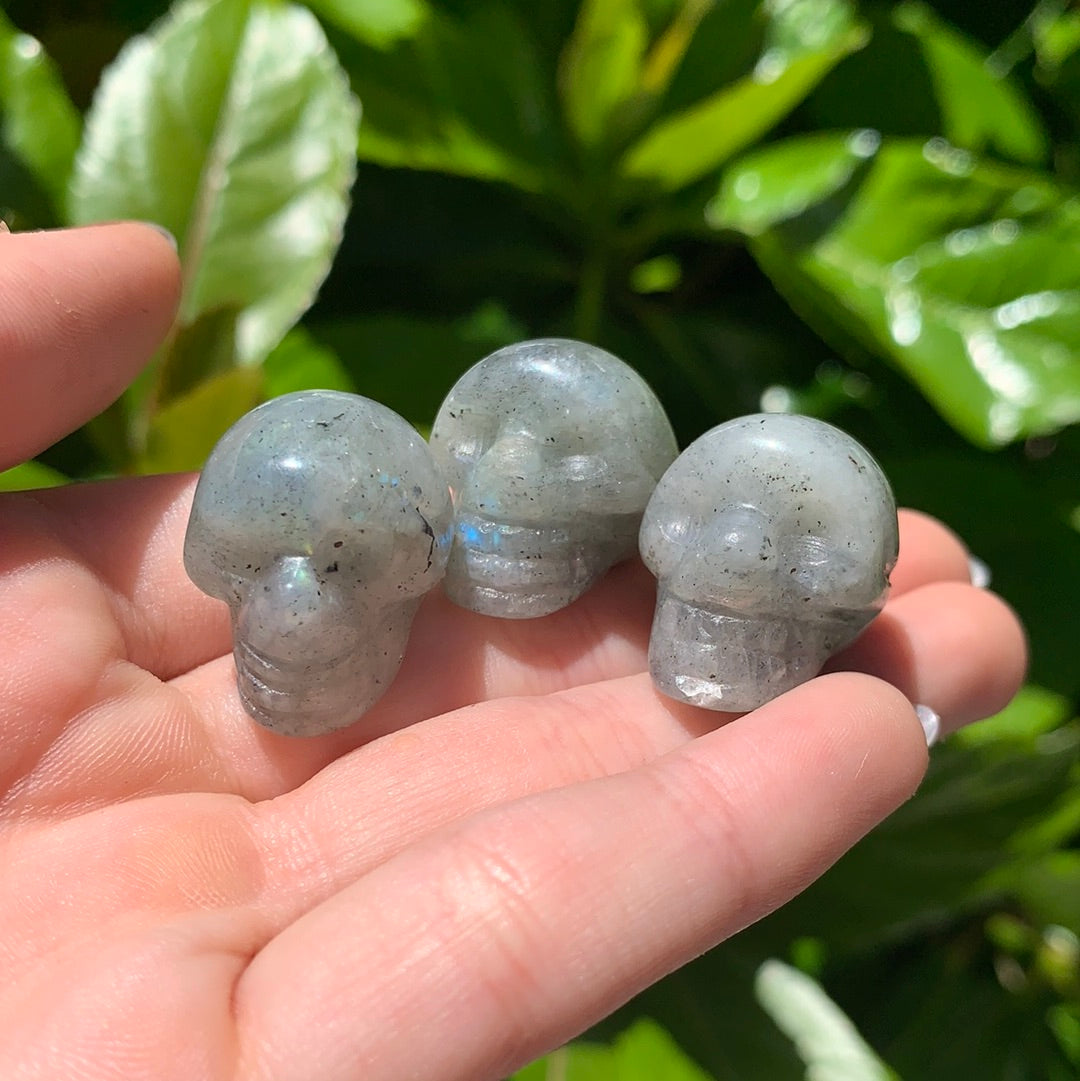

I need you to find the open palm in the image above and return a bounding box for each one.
[0,225,1026,1081]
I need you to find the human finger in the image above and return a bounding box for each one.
[233,673,927,1081]
[169,505,989,778]
[0,223,180,468]
[830,581,1026,734]
[890,509,973,594]
[246,574,1024,904]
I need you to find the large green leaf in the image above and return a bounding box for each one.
[0,11,80,222]
[620,0,865,191]
[754,961,896,1081]
[70,0,358,370]
[713,134,1080,446]
[514,1019,716,1081]
[894,2,1047,165]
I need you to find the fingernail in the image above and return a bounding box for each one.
[968,555,991,589]
[915,704,940,747]
[137,221,178,251]
[0,220,10,234]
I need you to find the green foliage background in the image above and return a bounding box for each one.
[3,0,1080,1075]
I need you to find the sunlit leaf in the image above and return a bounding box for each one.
[0,10,80,220]
[754,961,896,1081]
[716,134,1080,445]
[71,0,359,367]
[894,1,1047,165]
[709,128,881,236]
[620,0,865,191]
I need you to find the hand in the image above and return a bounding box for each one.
[0,224,1026,1081]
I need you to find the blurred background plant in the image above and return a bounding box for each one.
[3,0,1079,1075]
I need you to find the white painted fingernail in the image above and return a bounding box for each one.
[137,221,178,251]
[915,704,940,747]
[968,555,991,589]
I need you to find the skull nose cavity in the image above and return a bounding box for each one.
[233,556,364,732]
[237,557,359,661]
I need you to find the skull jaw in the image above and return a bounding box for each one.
[235,648,369,737]
[233,608,416,736]
[232,557,421,736]
[647,588,876,712]
[444,513,639,618]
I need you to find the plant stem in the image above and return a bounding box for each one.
[574,236,609,342]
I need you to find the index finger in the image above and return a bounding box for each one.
[0,222,180,469]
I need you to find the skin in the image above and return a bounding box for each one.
[0,224,1027,1081]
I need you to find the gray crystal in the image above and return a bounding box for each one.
[639,413,898,711]
[183,390,452,737]
[430,338,678,618]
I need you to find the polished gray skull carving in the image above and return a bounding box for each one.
[640,413,898,711]
[184,390,452,737]
[430,338,678,617]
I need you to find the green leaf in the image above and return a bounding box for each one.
[341,3,560,192]
[0,11,80,220]
[829,932,1078,1081]
[0,460,69,492]
[758,724,1080,955]
[139,365,264,474]
[620,0,865,191]
[1005,852,1080,938]
[309,304,525,430]
[709,128,881,236]
[306,0,429,48]
[718,135,1080,446]
[558,0,649,150]
[954,683,1074,748]
[70,0,359,368]
[894,1,1048,165]
[263,325,355,398]
[1033,8,1080,73]
[515,1019,716,1080]
[754,961,896,1081]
